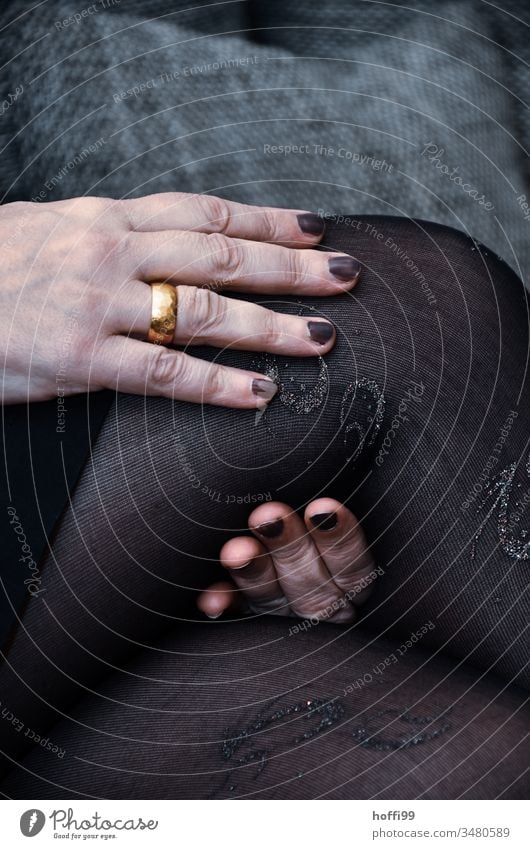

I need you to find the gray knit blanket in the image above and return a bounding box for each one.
[1,0,528,284]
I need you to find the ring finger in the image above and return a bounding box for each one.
[118,282,337,356]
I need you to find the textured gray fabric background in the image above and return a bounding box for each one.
[1,0,529,283]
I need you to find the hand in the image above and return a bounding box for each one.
[197,498,378,622]
[0,194,361,406]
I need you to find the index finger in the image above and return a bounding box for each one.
[124,192,326,246]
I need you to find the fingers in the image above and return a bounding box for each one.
[124,192,326,247]
[196,581,240,619]
[119,284,336,356]
[202,500,377,622]
[96,336,278,408]
[304,498,377,602]
[218,535,290,614]
[130,230,362,295]
[248,503,355,621]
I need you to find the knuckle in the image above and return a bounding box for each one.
[206,233,245,280]
[89,195,116,214]
[288,247,305,281]
[83,229,121,268]
[327,530,365,562]
[149,347,181,387]
[78,195,120,226]
[206,364,227,399]
[259,306,280,347]
[332,561,368,594]
[260,207,281,243]
[78,285,106,326]
[64,333,95,375]
[194,194,231,234]
[113,197,138,230]
[277,245,299,283]
[182,286,227,337]
[272,541,302,567]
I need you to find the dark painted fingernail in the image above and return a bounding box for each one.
[297,212,325,236]
[256,519,284,538]
[310,512,338,531]
[328,255,362,282]
[308,321,334,344]
[252,378,278,402]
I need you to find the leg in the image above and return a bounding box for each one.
[1,217,528,782]
[1,619,527,799]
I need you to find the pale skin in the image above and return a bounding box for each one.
[2,193,366,613]
[197,498,377,622]
[1,193,362,406]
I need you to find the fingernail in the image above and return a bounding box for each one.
[328,255,362,282]
[205,611,222,619]
[256,519,284,538]
[231,559,252,571]
[310,512,338,531]
[308,321,334,345]
[252,378,278,402]
[297,212,325,236]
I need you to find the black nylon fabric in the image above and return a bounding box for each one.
[0,393,113,650]
[1,619,528,799]
[0,217,528,798]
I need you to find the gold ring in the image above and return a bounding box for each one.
[147,283,178,345]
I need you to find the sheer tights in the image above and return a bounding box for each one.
[1,217,528,798]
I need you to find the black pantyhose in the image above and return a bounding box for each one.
[1,217,528,798]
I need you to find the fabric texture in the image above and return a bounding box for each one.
[0,1,529,282]
[2,619,528,799]
[0,216,528,799]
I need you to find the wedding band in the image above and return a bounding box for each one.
[147,283,178,345]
